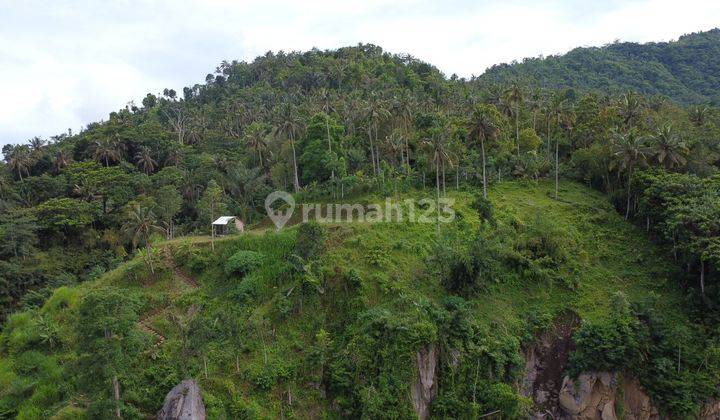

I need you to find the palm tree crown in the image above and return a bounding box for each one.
[135,146,158,174]
[651,124,688,171]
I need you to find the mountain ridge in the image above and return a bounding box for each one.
[478,28,720,104]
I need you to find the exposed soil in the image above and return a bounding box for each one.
[521,311,581,418]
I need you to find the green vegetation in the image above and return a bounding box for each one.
[481,29,720,105]
[1,33,720,417]
[0,181,715,418]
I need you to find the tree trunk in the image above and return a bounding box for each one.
[435,156,440,235]
[515,105,520,157]
[625,167,633,220]
[700,260,706,300]
[375,124,381,174]
[290,133,300,193]
[442,159,447,197]
[146,245,155,274]
[369,131,377,175]
[481,136,487,199]
[326,115,335,183]
[555,138,559,199]
[211,200,215,251]
[113,375,122,419]
[405,135,411,167]
[546,118,552,158]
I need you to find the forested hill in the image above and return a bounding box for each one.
[479,28,720,105]
[3,37,720,418]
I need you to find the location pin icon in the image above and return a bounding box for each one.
[265,191,295,230]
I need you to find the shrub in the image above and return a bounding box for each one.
[50,404,86,419]
[0,312,41,354]
[433,237,501,295]
[295,222,326,260]
[41,287,80,315]
[519,213,572,265]
[224,250,264,277]
[230,396,261,419]
[471,193,495,226]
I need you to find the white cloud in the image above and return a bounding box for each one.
[0,0,718,147]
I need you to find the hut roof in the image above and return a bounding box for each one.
[212,216,237,226]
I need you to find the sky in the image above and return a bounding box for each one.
[1,0,719,148]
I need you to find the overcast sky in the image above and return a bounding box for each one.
[1,0,719,147]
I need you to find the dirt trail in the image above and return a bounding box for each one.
[135,247,200,349]
[137,308,167,348]
[163,247,199,288]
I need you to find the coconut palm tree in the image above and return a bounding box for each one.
[504,82,524,156]
[468,104,502,199]
[122,204,163,273]
[421,122,454,233]
[6,146,33,181]
[244,122,269,170]
[276,103,304,192]
[556,107,575,199]
[135,146,157,175]
[689,105,709,127]
[92,138,122,167]
[365,94,391,175]
[316,88,337,181]
[338,93,363,137]
[618,91,642,129]
[546,95,574,198]
[610,129,650,219]
[392,91,415,167]
[651,124,689,171]
[165,143,184,167]
[52,149,71,174]
[72,179,100,202]
[28,137,46,157]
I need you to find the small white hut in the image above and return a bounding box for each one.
[212,216,244,236]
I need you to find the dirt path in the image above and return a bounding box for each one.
[137,308,167,348]
[163,247,199,288]
[135,248,200,349]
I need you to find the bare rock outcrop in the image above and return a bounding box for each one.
[520,312,665,420]
[700,399,720,419]
[557,373,660,420]
[411,343,438,420]
[621,377,661,420]
[157,379,206,420]
[558,372,616,419]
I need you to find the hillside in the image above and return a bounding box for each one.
[2,36,720,419]
[480,29,720,105]
[1,181,717,418]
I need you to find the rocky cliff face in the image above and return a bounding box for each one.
[557,372,660,420]
[520,313,664,420]
[157,379,206,420]
[411,343,438,420]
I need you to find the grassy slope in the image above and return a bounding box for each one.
[0,180,691,418]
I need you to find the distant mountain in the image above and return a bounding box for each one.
[479,28,720,105]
